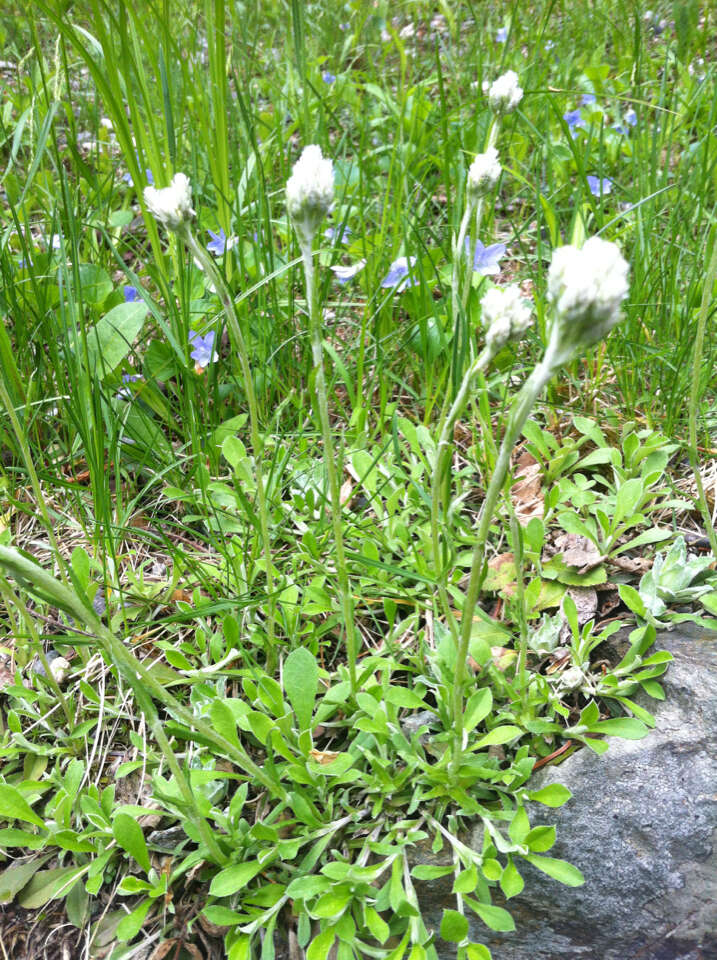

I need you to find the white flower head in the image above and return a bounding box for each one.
[546,237,629,364]
[481,284,533,350]
[488,70,523,114]
[286,144,334,243]
[467,147,501,198]
[144,173,194,232]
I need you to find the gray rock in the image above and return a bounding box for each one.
[423,622,717,960]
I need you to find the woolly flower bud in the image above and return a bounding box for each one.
[467,147,501,198]
[481,284,533,350]
[286,144,334,243]
[144,173,194,232]
[546,237,629,363]
[488,70,523,114]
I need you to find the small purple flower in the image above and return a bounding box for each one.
[122,168,154,188]
[324,225,351,244]
[330,259,366,284]
[207,228,236,256]
[122,172,133,185]
[49,233,62,251]
[564,109,585,132]
[581,93,596,106]
[625,108,637,127]
[612,123,628,135]
[18,256,32,269]
[124,285,141,302]
[322,71,336,84]
[189,330,218,370]
[586,175,612,197]
[496,27,508,42]
[464,238,507,275]
[381,256,419,293]
[117,373,142,400]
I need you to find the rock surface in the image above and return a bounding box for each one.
[422,622,717,960]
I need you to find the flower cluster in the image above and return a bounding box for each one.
[144,173,194,232]
[481,285,533,350]
[487,70,523,114]
[467,146,501,198]
[286,145,334,243]
[546,237,629,363]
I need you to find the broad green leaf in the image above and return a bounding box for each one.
[0,828,45,849]
[591,717,648,739]
[209,860,264,897]
[112,813,150,874]
[454,864,479,892]
[0,854,51,903]
[465,944,492,960]
[209,700,240,748]
[499,859,524,899]
[312,889,351,917]
[411,864,454,880]
[528,784,572,808]
[202,905,245,926]
[364,906,390,943]
[618,583,646,618]
[384,685,426,709]
[74,264,113,305]
[86,302,148,376]
[286,875,330,899]
[17,865,84,908]
[284,647,319,732]
[472,726,522,749]
[0,784,47,829]
[525,826,556,852]
[116,898,152,941]
[468,899,515,932]
[307,927,336,960]
[614,478,645,526]
[440,908,469,942]
[464,688,493,733]
[701,592,717,615]
[524,854,584,886]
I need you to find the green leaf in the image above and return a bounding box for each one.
[74,264,113,305]
[499,859,524,899]
[17,865,84,908]
[112,813,150,874]
[508,806,529,843]
[453,864,479,892]
[524,854,584,886]
[86,302,148,376]
[618,583,646,618]
[209,700,240,748]
[525,826,556,852]
[472,726,522,749]
[465,944,492,960]
[312,889,351,917]
[0,854,52,903]
[700,592,717,615]
[440,908,469,942]
[528,784,572,808]
[307,927,336,960]
[591,717,648,739]
[116,898,152,942]
[286,875,330,899]
[0,784,47,829]
[411,864,454,880]
[202,905,245,926]
[283,647,319,732]
[384,685,427,709]
[467,899,515,932]
[614,478,645,527]
[364,906,390,943]
[209,860,264,897]
[542,555,607,586]
[464,688,493,733]
[0,828,45,849]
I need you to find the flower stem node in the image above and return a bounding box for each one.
[467,146,502,199]
[481,285,533,351]
[286,145,334,244]
[487,70,523,115]
[546,237,630,366]
[143,173,195,232]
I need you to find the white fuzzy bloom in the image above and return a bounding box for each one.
[467,147,501,198]
[488,70,523,114]
[481,284,533,350]
[286,145,334,243]
[546,237,629,363]
[144,173,194,232]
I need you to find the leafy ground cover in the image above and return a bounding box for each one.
[0,1,716,958]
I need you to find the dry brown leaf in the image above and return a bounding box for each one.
[339,477,354,507]
[566,586,598,625]
[609,555,653,575]
[309,749,341,765]
[511,449,544,525]
[554,532,604,572]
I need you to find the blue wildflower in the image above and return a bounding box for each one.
[625,108,637,127]
[207,228,236,256]
[564,109,585,132]
[124,285,141,302]
[122,168,154,188]
[322,71,336,84]
[330,259,366,284]
[496,27,508,42]
[586,175,612,197]
[324,225,351,244]
[381,256,419,293]
[581,93,596,106]
[464,238,507,275]
[189,330,218,371]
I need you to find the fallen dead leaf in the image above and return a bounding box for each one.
[511,449,544,525]
[555,532,604,573]
[339,476,354,507]
[566,586,598,625]
[309,749,341,765]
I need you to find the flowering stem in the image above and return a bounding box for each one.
[687,228,717,557]
[300,239,359,696]
[431,347,493,639]
[450,356,554,776]
[181,227,277,659]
